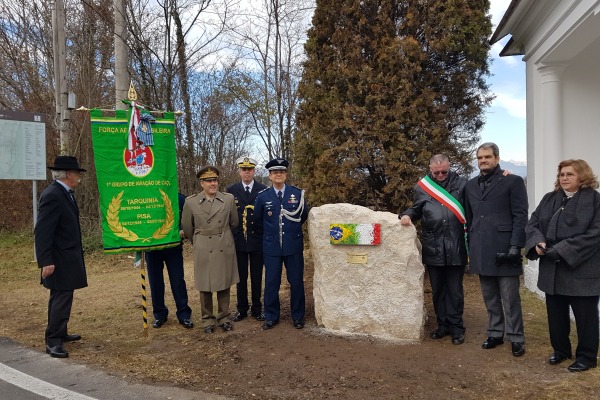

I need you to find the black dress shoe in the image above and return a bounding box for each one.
[252,312,266,321]
[152,318,167,328]
[511,342,526,357]
[482,337,504,349]
[231,312,247,322]
[430,327,449,339]
[568,360,597,372]
[452,334,465,345]
[548,352,571,365]
[46,345,69,358]
[63,334,81,342]
[220,322,233,332]
[262,320,279,330]
[179,318,194,329]
[204,325,215,334]
[293,320,305,329]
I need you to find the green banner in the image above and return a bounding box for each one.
[90,109,180,253]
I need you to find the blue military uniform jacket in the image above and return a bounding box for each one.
[254,184,309,256]
[227,180,267,252]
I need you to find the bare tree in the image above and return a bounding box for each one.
[125,0,234,194]
[225,0,312,160]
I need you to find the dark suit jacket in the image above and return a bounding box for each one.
[525,188,600,296]
[227,180,267,252]
[35,181,87,290]
[465,169,528,276]
[254,185,309,257]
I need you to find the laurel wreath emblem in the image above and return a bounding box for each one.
[107,189,175,243]
[151,189,174,240]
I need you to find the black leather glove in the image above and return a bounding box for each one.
[496,246,522,267]
[545,248,561,263]
[496,252,509,264]
[507,245,523,266]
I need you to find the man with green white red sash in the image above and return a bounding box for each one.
[399,154,468,345]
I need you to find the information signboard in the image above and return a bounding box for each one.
[0,110,46,180]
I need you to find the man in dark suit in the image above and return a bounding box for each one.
[227,156,267,321]
[146,192,193,329]
[465,142,528,357]
[254,158,309,330]
[35,156,88,358]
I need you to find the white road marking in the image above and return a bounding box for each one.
[0,362,98,400]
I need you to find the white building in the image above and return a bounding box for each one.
[491,0,600,295]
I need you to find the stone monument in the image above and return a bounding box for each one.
[308,203,425,342]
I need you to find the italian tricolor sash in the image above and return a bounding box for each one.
[417,175,466,223]
[417,175,468,254]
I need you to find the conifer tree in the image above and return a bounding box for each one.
[294,0,492,211]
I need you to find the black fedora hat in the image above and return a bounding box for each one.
[48,155,86,172]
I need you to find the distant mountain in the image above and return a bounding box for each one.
[470,160,527,178]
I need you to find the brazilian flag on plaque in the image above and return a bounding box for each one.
[90,106,180,253]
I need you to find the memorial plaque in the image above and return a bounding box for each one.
[346,253,368,264]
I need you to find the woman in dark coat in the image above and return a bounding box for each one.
[525,159,600,372]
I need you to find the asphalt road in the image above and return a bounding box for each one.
[0,337,228,400]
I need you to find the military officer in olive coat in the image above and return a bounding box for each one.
[182,166,239,333]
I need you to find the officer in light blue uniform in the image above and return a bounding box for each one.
[253,158,309,330]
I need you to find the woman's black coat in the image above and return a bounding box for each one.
[525,188,600,296]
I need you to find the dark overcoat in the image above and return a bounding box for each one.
[464,169,528,276]
[525,188,600,296]
[182,191,240,292]
[400,171,468,267]
[35,181,87,290]
[254,185,309,256]
[226,180,267,252]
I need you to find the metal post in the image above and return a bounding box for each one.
[52,0,69,153]
[140,252,149,335]
[114,0,129,110]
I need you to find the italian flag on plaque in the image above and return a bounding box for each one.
[329,223,381,245]
[90,107,181,253]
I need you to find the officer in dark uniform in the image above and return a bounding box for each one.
[253,158,309,330]
[227,156,267,321]
[145,192,193,329]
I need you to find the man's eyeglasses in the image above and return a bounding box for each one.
[432,170,449,176]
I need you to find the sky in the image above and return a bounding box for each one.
[481,0,527,163]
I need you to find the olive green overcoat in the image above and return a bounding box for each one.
[182,191,239,292]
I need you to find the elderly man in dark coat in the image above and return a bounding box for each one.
[400,154,467,345]
[465,143,528,357]
[35,156,87,358]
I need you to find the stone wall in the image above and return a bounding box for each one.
[308,203,425,342]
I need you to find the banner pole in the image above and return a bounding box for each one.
[140,251,148,336]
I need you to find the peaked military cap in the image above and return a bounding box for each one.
[196,166,220,180]
[236,156,257,168]
[265,158,289,171]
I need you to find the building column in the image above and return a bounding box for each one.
[538,64,566,191]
